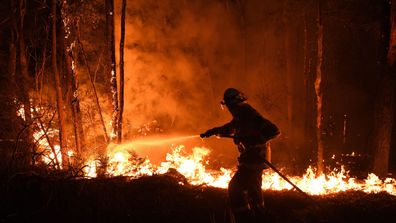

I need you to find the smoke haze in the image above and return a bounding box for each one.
[104,0,387,170]
[113,0,246,132]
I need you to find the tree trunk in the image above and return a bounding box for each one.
[69,44,86,157]
[388,0,396,66]
[7,0,18,171]
[372,0,395,177]
[315,0,324,174]
[60,3,85,158]
[9,0,17,96]
[303,13,310,146]
[105,0,119,143]
[303,10,318,170]
[18,0,34,168]
[52,0,67,169]
[282,1,294,152]
[117,0,126,144]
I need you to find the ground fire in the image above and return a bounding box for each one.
[29,100,396,197]
[35,136,396,196]
[2,0,396,222]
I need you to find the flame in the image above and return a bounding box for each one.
[74,144,396,196]
[29,118,396,196]
[67,150,74,157]
[16,106,26,121]
[33,126,63,168]
[41,145,62,166]
[84,160,98,178]
[156,146,232,187]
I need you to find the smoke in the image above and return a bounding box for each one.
[109,0,293,166]
[107,0,386,169]
[113,0,245,133]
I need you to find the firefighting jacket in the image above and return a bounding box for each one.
[208,103,280,164]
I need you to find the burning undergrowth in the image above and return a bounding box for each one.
[31,132,396,196]
[80,141,396,196]
[11,111,396,222]
[3,134,396,223]
[2,172,396,223]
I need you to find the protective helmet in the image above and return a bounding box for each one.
[221,88,247,105]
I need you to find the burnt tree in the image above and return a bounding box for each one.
[315,0,325,174]
[118,0,126,144]
[16,0,34,168]
[372,0,396,177]
[282,0,296,155]
[2,0,19,172]
[51,0,66,169]
[61,1,86,158]
[105,0,119,143]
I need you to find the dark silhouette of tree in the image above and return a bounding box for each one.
[118,0,126,144]
[105,0,119,143]
[51,0,65,169]
[315,0,325,174]
[372,0,396,177]
[61,1,86,158]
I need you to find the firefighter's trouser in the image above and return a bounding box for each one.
[228,164,266,222]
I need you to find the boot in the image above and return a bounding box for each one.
[233,210,255,223]
[252,207,270,223]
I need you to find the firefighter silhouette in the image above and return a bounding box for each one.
[201,88,280,223]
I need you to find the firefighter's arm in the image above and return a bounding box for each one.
[200,121,235,138]
[259,118,280,142]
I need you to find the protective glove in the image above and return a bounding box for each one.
[200,129,216,138]
[233,135,241,145]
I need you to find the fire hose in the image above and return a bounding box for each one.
[216,134,310,198]
[261,158,310,197]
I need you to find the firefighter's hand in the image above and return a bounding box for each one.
[233,136,241,145]
[200,129,215,138]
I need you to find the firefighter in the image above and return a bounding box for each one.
[200,88,280,223]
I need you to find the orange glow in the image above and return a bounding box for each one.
[33,127,62,168]
[30,117,396,196]
[75,143,396,196]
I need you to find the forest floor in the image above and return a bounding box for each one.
[1,172,396,223]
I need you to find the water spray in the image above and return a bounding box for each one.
[129,135,200,146]
[107,135,201,152]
